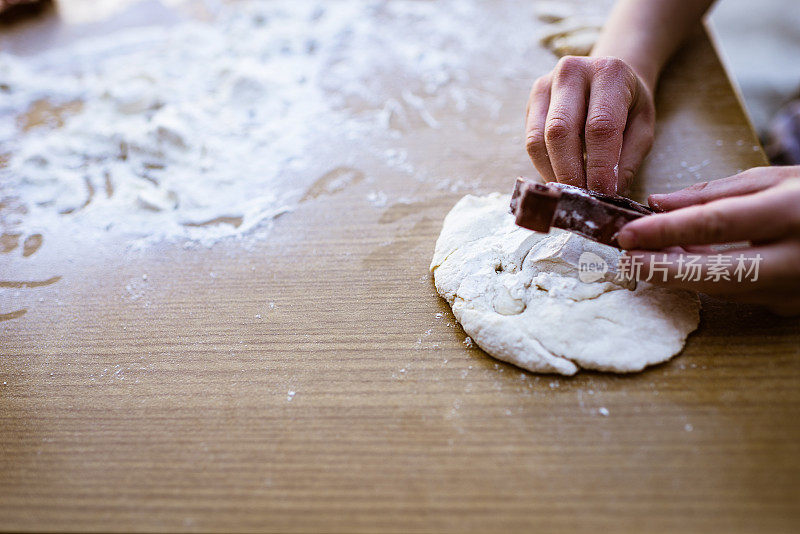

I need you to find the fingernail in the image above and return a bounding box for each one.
[616,229,637,249]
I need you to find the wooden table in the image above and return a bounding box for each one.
[1,2,798,532]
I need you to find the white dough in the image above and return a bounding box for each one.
[430,193,701,375]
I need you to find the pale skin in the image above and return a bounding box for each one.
[525,0,800,314]
[621,167,800,315]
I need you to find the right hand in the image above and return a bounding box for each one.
[619,166,800,315]
[525,55,656,195]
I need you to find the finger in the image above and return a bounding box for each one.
[525,74,556,182]
[545,56,588,187]
[617,180,800,249]
[584,58,635,195]
[647,166,797,211]
[622,241,800,295]
[617,108,654,196]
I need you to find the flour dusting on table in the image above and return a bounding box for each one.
[1,0,536,250]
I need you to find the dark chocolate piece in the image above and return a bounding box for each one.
[510,177,653,248]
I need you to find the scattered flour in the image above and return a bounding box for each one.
[1,0,527,250]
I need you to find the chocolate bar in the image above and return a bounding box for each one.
[510,177,653,248]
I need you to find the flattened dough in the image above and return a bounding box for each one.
[430,193,701,375]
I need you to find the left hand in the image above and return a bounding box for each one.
[524,56,656,195]
[616,166,800,315]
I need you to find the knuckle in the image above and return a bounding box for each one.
[687,180,710,192]
[526,130,547,159]
[544,116,572,144]
[592,56,626,75]
[585,111,620,139]
[555,56,586,78]
[657,218,675,246]
[526,127,546,149]
[700,205,728,243]
[593,56,637,91]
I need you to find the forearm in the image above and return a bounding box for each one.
[591,0,716,91]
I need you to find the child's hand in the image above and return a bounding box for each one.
[618,166,800,315]
[525,55,655,195]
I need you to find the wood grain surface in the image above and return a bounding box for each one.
[1,2,798,533]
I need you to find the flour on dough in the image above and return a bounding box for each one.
[430,193,701,375]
